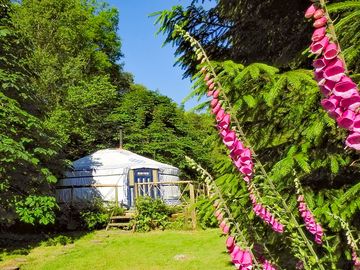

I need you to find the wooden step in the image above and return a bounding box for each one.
[107,222,130,227]
[110,215,132,219]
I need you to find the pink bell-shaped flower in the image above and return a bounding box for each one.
[323,58,345,82]
[210,98,218,108]
[204,73,211,81]
[239,164,253,176]
[352,115,360,133]
[314,9,325,19]
[340,94,360,111]
[324,43,338,60]
[313,57,328,72]
[219,220,226,229]
[231,245,241,260]
[213,89,220,99]
[216,212,224,221]
[223,130,236,147]
[311,27,326,42]
[263,260,277,270]
[212,102,221,115]
[346,132,360,150]
[333,76,358,98]
[206,79,214,87]
[218,114,231,129]
[313,16,327,28]
[222,224,230,234]
[207,90,214,97]
[226,236,235,252]
[214,210,221,218]
[216,108,225,121]
[209,82,215,90]
[320,79,336,96]
[305,4,317,18]
[230,140,244,157]
[314,70,324,84]
[321,95,340,113]
[310,36,329,55]
[329,107,344,119]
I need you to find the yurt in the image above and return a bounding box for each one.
[56,149,181,208]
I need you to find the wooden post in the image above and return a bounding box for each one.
[134,183,138,203]
[115,185,119,207]
[189,183,197,230]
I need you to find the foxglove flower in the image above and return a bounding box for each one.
[297,195,323,244]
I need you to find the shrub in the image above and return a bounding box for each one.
[43,235,73,246]
[132,196,172,232]
[80,211,109,230]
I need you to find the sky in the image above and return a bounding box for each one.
[106,1,213,110]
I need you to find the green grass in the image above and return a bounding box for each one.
[1,229,233,270]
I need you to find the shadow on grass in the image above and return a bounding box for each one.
[0,229,89,261]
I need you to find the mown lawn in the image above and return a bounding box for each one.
[1,229,233,270]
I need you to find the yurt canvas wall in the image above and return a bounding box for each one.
[56,149,181,208]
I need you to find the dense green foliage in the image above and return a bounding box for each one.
[156,0,360,269]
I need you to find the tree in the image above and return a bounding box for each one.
[0,0,62,227]
[108,84,215,179]
[11,0,133,161]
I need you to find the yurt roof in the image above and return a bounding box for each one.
[71,148,179,172]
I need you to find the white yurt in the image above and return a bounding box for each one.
[56,149,181,208]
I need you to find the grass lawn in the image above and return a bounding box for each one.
[0,229,234,270]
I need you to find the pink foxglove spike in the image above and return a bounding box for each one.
[311,27,326,42]
[313,16,327,28]
[314,9,325,19]
[324,43,338,60]
[206,79,214,87]
[340,95,360,111]
[204,73,211,81]
[305,4,317,18]
[216,212,224,221]
[214,210,221,218]
[310,36,329,54]
[346,132,360,150]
